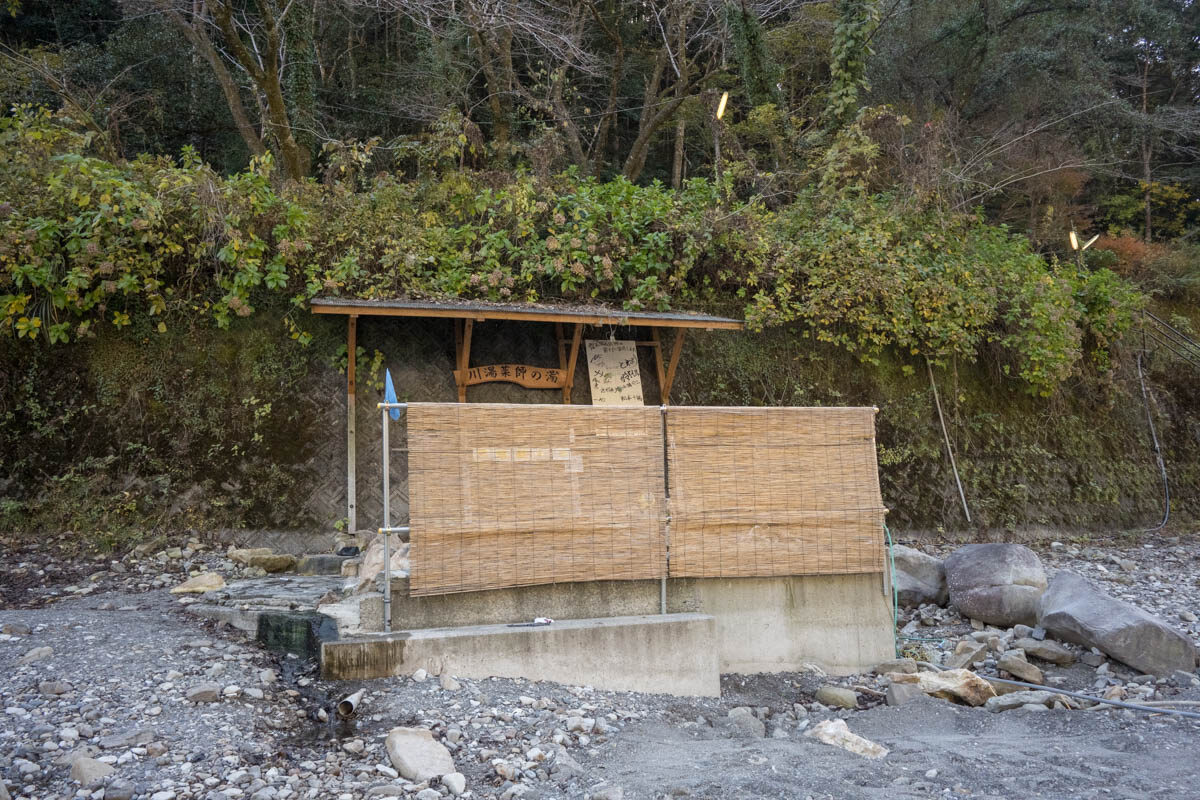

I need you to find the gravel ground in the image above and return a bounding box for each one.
[2,533,1199,800]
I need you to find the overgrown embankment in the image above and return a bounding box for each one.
[1,109,1195,545]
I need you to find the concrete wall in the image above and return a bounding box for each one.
[321,613,720,696]
[360,573,893,676]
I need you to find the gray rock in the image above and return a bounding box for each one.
[442,772,467,796]
[1012,637,1075,666]
[415,790,441,800]
[1038,570,1198,676]
[385,726,456,781]
[588,783,624,800]
[1,622,31,635]
[99,728,154,749]
[984,690,1055,712]
[997,651,1044,684]
[892,545,948,607]
[944,641,987,670]
[727,707,766,737]
[885,682,925,707]
[814,685,859,710]
[18,645,53,664]
[186,683,222,703]
[944,543,1047,627]
[105,781,136,800]
[69,756,114,785]
[38,680,71,695]
[873,658,918,675]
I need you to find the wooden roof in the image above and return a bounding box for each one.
[310,297,743,330]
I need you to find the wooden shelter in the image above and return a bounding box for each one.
[309,297,744,531]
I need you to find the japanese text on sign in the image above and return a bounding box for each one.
[585,339,644,406]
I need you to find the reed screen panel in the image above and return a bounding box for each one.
[407,403,666,596]
[666,407,886,578]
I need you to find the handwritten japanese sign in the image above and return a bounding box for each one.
[453,364,566,389]
[586,339,644,406]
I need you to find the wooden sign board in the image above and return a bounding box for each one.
[454,364,567,389]
[586,339,644,406]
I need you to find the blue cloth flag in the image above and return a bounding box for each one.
[384,368,400,419]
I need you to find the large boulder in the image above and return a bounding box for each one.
[891,545,948,607]
[386,727,456,781]
[944,543,1047,626]
[1037,570,1197,676]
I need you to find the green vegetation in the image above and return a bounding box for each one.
[0,0,1197,540]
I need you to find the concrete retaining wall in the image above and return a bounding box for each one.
[358,573,892,676]
[321,613,720,696]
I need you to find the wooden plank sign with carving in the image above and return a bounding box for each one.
[586,339,644,406]
[454,364,567,389]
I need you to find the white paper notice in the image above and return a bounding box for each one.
[586,339,644,406]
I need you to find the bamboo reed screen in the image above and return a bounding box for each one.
[406,403,666,596]
[665,407,886,579]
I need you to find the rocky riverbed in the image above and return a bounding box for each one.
[2,533,1200,800]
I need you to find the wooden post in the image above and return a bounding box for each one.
[562,323,583,404]
[662,328,686,404]
[651,329,667,402]
[346,315,358,532]
[454,319,474,402]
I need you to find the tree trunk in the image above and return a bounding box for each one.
[1141,59,1152,243]
[162,2,266,160]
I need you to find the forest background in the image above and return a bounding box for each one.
[1,0,1198,545]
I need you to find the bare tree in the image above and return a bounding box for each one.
[137,0,313,180]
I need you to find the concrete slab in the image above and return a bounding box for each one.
[321,613,720,696]
[360,574,893,676]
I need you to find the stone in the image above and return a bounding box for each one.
[18,645,53,664]
[997,652,1044,684]
[415,790,441,800]
[944,641,987,670]
[814,685,859,710]
[411,668,428,683]
[38,680,71,695]
[442,772,466,796]
[105,780,135,800]
[228,547,274,564]
[1081,651,1106,667]
[186,683,222,703]
[1038,570,1198,676]
[588,783,624,800]
[984,690,1056,712]
[69,756,114,785]
[385,726,456,781]
[891,545,948,607]
[944,543,1047,627]
[1012,637,1075,666]
[2,622,31,635]
[440,674,461,691]
[726,707,766,738]
[297,554,348,575]
[887,668,996,706]
[803,719,888,759]
[170,573,226,594]
[885,682,925,707]
[1180,611,1198,623]
[249,554,297,573]
[99,729,153,749]
[872,658,917,675]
